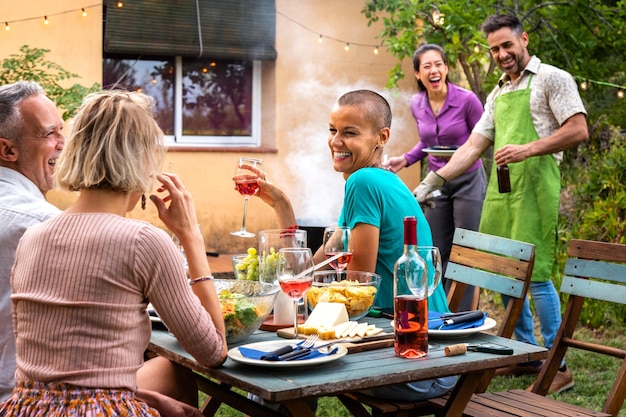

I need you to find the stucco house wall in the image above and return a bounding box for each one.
[1,0,422,253]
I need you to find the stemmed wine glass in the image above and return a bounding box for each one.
[403,246,442,299]
[276,248,314,339]
[322,226,353,280]
[407,246,443,350]
[417,246,443,299]
[231,157,263,238]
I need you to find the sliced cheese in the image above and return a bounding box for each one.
[349,322,368,338]
[303,302,349,329]
[357,324,376,338]
[340,321,358,338]
[365,327,383,336]
[333,321,354,338]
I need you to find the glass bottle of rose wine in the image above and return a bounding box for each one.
[393,216,429,358]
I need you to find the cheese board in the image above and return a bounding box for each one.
[276,327,394,353]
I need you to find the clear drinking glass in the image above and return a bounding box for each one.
[322,226,353,280]
[231,157,263,238]
[276,247,314,339]
[417,246,443,298]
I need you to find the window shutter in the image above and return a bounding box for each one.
[104,0,277,60]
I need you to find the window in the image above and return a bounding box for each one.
[103,56,261,147]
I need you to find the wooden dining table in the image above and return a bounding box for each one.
[148,316,547,417]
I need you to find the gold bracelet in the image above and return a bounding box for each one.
[189,275,214,286]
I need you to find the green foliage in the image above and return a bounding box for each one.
[559,118,626,328]
[361,0,626,126]
[365,0,626,329]
[563,117,626,244]
[0,45,100,120]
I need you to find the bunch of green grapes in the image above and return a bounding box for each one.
[234,248,260,280]
[261,247,281,283]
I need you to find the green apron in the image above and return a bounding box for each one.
[479,76,560,282]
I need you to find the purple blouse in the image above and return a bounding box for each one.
[404,82,484,173]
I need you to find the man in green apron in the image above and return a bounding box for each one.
[413,14,588,394]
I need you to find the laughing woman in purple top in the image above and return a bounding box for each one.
[385,44,486,310]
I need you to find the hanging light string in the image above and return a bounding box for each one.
[277,10,625,96]
[2,5,624,98]
[2,3,101,29]
[277,10,381,55]
[576,76,625,99]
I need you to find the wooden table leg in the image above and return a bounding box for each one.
[440,372,483,417]
[194,374,283,417]
[281,399,316,417]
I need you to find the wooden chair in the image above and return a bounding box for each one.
[428,238,626,417]
[337,228,536,417]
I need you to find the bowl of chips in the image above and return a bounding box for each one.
[307,270,380,320]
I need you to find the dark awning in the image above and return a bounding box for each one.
[104,0,277,60]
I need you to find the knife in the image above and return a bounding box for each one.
[259,340,305,360]
[466,343,513,355]
[278,347,314,361]
[431,310,484,326]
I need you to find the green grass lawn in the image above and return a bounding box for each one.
[208,294,626,416]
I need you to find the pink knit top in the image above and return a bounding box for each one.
[11,213,224,391]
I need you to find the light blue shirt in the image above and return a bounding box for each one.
[0,167,59,400]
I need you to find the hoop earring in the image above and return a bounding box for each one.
[141,194,146,210]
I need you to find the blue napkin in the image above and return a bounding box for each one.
[428,311,487,330]
[238,346,338,361]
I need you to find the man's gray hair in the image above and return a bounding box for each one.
[0,81,45,140]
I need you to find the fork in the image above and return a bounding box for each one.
[260,334,319,360]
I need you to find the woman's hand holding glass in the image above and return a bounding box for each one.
[231,157,263,238]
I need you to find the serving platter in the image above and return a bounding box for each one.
[423,146,458,157]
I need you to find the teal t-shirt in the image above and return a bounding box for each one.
[338,168,449,313]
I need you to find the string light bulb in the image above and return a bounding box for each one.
[4,22,9,31]
[44,16,49,25]
[617,89,625,99]
[318,34,323,44]
[580,80,589,91]
[344,42,350,52]
[117,1,123,7]
[373,45,379,55]
[474,44,481,54]
[82,8,87,17]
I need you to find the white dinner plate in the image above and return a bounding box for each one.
[228,340,348,368]
[423,147,458,157]
[389,317,497,339]
[429,317,497,339]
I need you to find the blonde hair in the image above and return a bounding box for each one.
[56,90,165,193]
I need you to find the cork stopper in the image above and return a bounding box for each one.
[444,344,467,357]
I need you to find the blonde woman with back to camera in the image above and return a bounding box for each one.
[1,90,227,416]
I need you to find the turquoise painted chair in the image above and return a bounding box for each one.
[338,228,536,417]
[429,239,626,417]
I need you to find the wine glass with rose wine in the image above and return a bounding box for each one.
[276,247,314,339]
[322,226,353,280]
[230,157,263,238]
